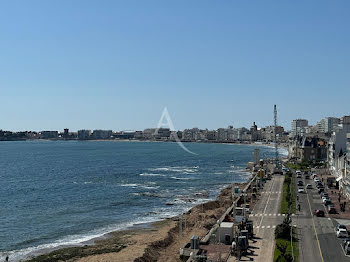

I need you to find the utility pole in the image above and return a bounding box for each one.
[274,105,280,170]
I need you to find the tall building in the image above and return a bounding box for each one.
[291,119,308,137]
[316,117,340,133]
[63,128,69,139]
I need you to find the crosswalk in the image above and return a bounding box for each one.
[250,213,296,217]
[253,225,277,229]
[260,191,282,194]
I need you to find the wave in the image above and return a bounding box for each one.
[170,176,193,180]
[149,166,199,174]
[119,183,140,187]
[278,148,288,156]
[139,173,166,177]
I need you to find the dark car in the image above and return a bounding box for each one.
[298,180,303,186]
[321,192,329,198]
[328,205,336,214]
[314,210,325,217]
[318,188,325,193]
[343,237,350,248]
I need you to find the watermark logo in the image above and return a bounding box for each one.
[155,107,197,155]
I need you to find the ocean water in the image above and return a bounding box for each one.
[0,141,286,261]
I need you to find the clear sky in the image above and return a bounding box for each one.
[0,1,349,132]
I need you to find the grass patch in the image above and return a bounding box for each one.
[280,173,296,214]
[273,233,299,262]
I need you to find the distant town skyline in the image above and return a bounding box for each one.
[1,1,349,131]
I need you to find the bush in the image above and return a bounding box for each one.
[275,215,291,240]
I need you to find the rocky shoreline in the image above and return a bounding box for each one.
[24,175,256,262]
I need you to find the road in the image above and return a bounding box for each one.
[228,174,285,262]
[295,170,350,262]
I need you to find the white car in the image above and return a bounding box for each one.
[322,197,330,204]
[314,178,320,183]
[337,228,349,238]
[297,173,302,178]
[298,188,305,193]
[306,184,312,189]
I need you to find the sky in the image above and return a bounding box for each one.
[0,1,349,132]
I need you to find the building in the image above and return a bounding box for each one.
[291,119,308,137]
[182,128,200,141]
[250,122,262,141]
[40,131,58,139]
[290,135,327,162]
[316,117,340,134]
[63,128,69,139]
[261,125,285,142]
[142,128,157,139]
[217,128,228,141]
[154,128,171,140]
[114,131,135,140]
[92,130,113,140]
[341,116,350,125]
[344,134,350,198]
[328,123,350,178]
[77,129,91,140]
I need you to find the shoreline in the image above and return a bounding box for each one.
[20,175,255,262]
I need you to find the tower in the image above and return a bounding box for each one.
[274,105,280,169]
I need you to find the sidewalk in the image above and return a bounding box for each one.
[316,170,350,220]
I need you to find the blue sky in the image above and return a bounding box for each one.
[0,1,349,131]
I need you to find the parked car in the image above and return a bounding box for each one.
[322,197,331,204]
[328,205,336,214]
[337,224,347,231]
[321,192,329,198]
[297,173,302,178]
[306,184,312,189]
[305,174,310,179]
[318,188,325,193]
[298,188,305,193]
[314,210,325,217]
[343,240,350,255]
[298,180,303,186]
[337,228,349,238]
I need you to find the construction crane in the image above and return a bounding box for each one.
[274,105,280,170]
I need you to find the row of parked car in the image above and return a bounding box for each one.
[312,173,337,214]
[296,169,350,255]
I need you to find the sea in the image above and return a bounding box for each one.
[0,141,287,261]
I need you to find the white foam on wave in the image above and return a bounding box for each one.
[278,147,288,156]
[170,176,193,180]
[149,166,199,174]
[140,185,160,190]
[139,173,166,177]
[119,183,140,187]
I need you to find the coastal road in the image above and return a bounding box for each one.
[295,170,350,262]
[228,174,285,262]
